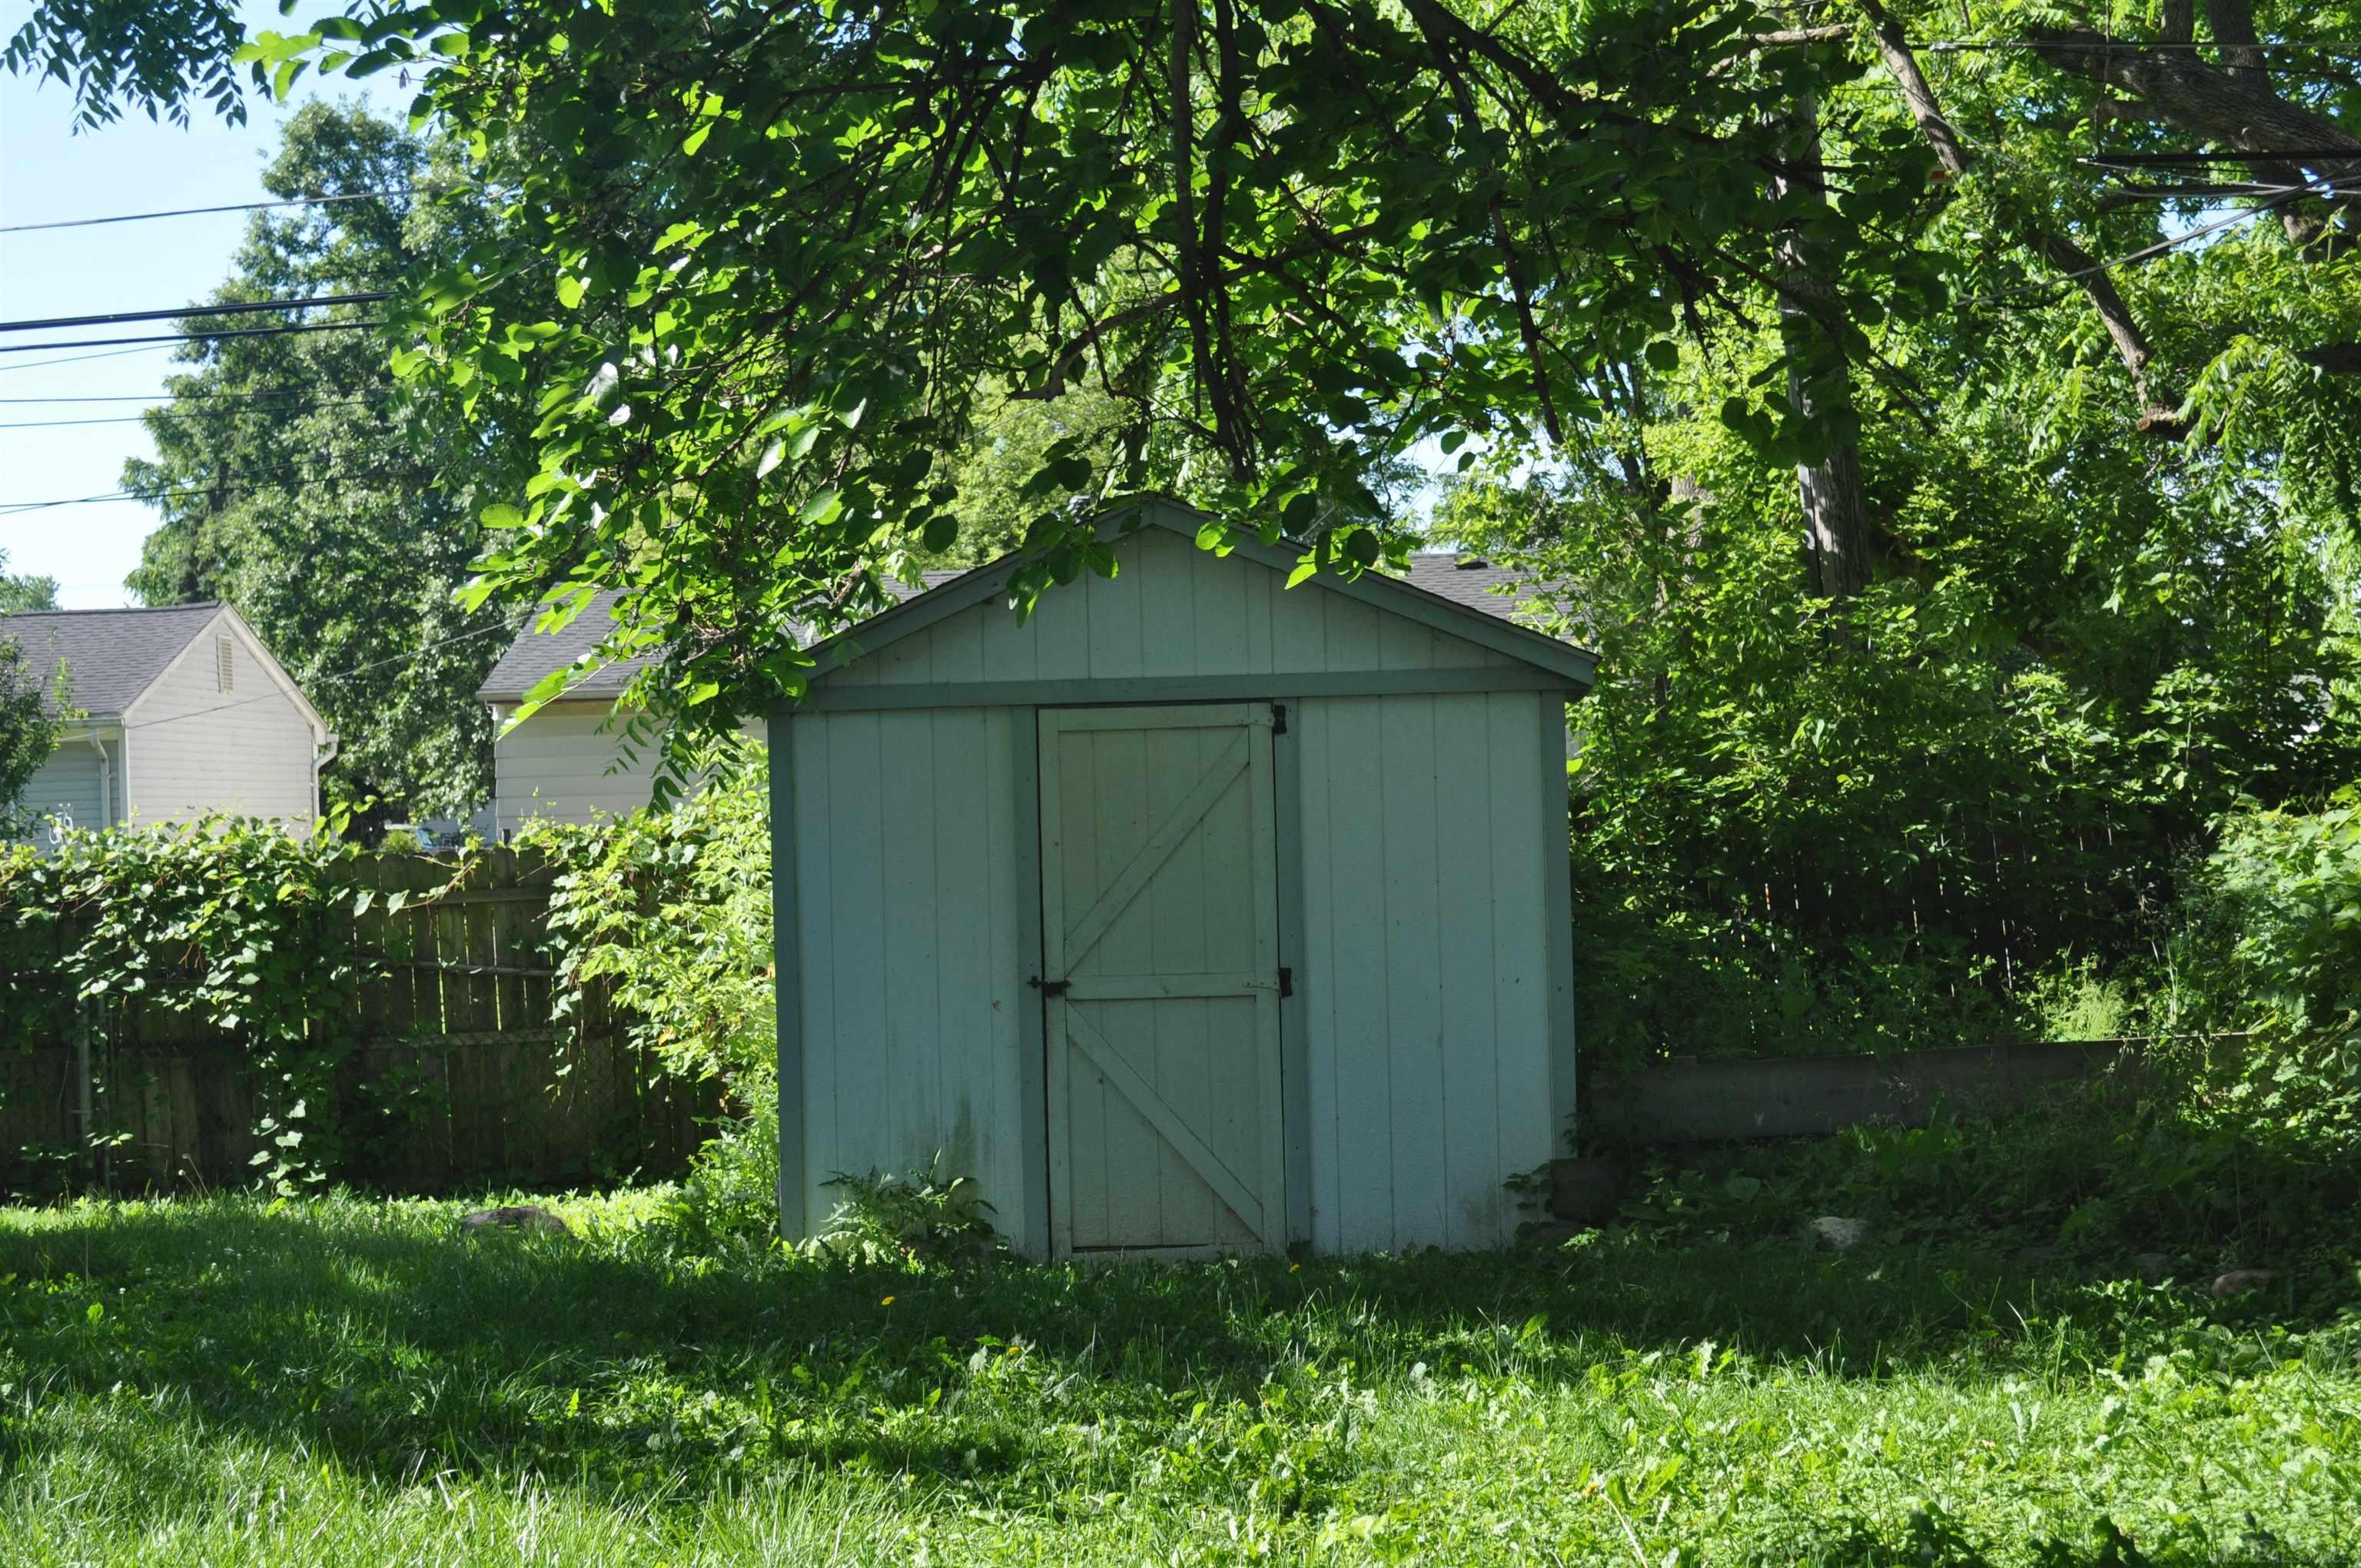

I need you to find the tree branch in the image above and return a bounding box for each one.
[2024,27,2361,245]
[1858,0,2181,431]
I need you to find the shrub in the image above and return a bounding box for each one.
[521,743,774,1088]
[521,746,779,1240]
[814,1155,1000,1264]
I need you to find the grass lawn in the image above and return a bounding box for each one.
[0,1191,2353,1566]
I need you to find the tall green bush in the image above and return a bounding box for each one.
[520,744,774,1089]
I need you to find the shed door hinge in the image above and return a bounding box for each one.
[1277,966,1293,999]
[1270,702,1288,736]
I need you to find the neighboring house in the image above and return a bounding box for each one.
[769,500,1597,1258]
[474,591,673,836]
[479,553,1565,835]
[3,603,335,843]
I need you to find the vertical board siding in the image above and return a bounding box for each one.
[785,527,1581,1257]
[791,713,838,1222]
[789,706,1029,1243]
[1379,695,1445,1246]
[1485,693,1558,1202]
[1434,697,1504,1245]
[1293,699,1342,1251]
[1318,696,1393,1253]
[837,527,1502,686]
[1294,691,1559,1251]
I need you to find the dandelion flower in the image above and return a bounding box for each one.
[881,1294,896,1306]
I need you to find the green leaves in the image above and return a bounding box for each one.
[140,0,1934,785]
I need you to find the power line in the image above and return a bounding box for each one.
[0,293,392,335]
[1925,38,2361,62]
[0,343,176,373]
[1967,175,2361,305]
[0,387,400,404]
[0,400,390,430]
[0,321,389,356]
[2082,149,2361,168]
[0,460,426,516]
[0,188,473,236]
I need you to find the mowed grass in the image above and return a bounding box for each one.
[0,1193,2354,1566]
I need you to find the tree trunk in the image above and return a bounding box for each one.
[1773,95,1874,601]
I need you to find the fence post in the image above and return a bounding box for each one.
[73,993,97,1189]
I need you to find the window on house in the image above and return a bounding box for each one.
[217,636,234,693]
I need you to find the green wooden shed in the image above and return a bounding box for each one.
[771,500,1595,1256]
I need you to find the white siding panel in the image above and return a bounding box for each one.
[1294,698,1343,1253]
[1318,696,1393,1253]
[1380,695,1446,1247]
[789,706,1030,1242]
[1435,697,1504,1247]
[125,630,316,831]
[1293,691,1558,1251]
[492,703,769,834]
[15,736,107,845]
[845,525,1496,685]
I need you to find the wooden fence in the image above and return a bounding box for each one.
[2,848,719,1194]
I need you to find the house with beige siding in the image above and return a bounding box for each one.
[474,589,760,836]
[3,603,334,844]
[477,578,956,836]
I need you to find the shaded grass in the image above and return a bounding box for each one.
[1,1191,2356,1564]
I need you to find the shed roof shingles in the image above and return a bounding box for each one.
[0,603,224,718]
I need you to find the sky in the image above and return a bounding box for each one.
[0,5,409,609]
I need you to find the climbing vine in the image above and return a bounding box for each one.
[2,819,464,1191]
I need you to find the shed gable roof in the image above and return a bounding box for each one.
[805,500,1595,687]
[0,602,227,719]
[478,501,1591,707]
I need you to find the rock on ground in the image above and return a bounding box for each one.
[459,1204,573,1237]
[2211,1268,2280,1296]
[1807,1217,1868,1252]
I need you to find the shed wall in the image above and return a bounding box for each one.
[783,690,1572,1257]
[785,706,1033,1244]
[1293,691,1563,1251]
[125,630,317,830]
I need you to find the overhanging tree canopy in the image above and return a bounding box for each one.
[226,0,1941,766]
[9,0,2356,787]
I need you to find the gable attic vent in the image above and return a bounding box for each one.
[216,636,234,693]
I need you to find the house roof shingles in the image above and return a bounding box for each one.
[0,602,224,718]
[477,553,1567,704]
[476,574,968,704]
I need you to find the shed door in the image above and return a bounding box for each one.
[1038,703,1285,1254]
